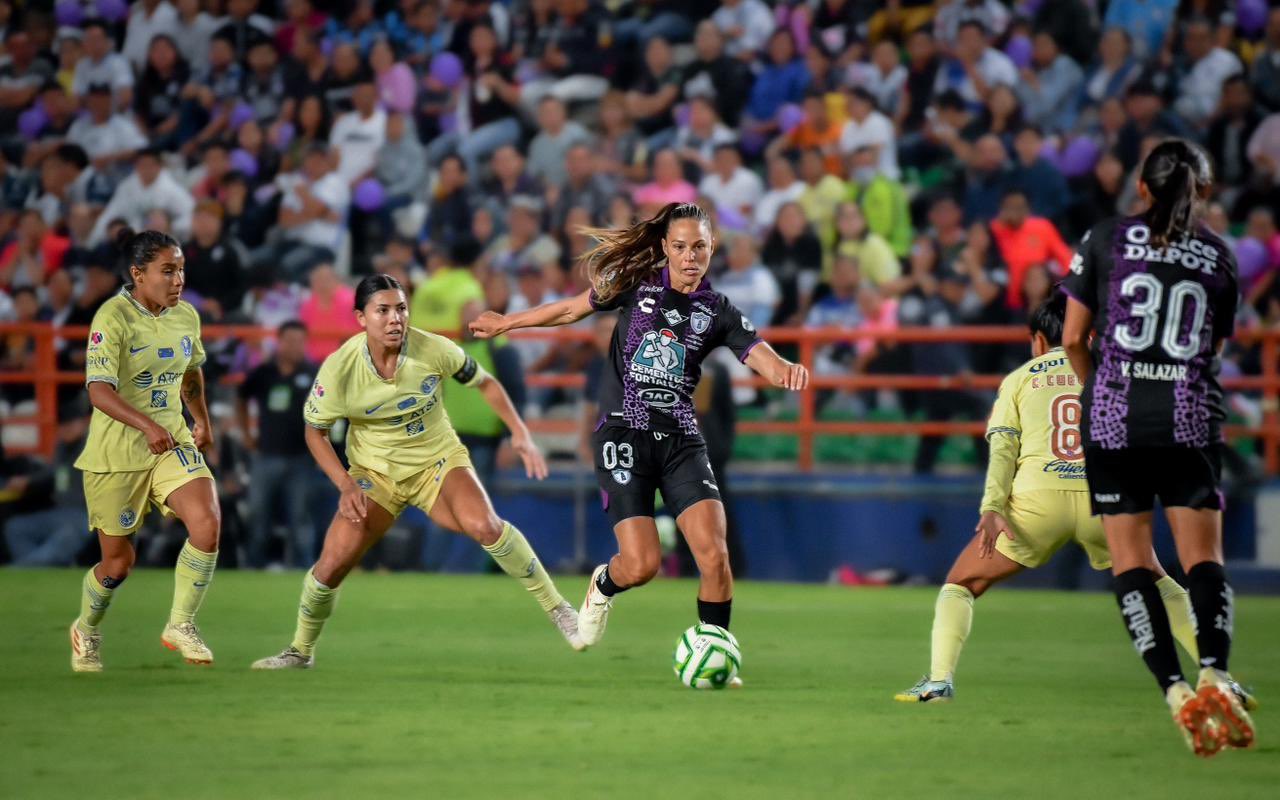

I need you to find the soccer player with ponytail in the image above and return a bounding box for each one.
[1062,140,1255,756]
[470,203,808,682]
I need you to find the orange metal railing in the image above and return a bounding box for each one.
[2,323,1277,472]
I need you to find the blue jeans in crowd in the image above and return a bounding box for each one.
[245,453,318,568]
[5,507,87,566]
[424,117,523,176]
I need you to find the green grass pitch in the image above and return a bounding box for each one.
[2,569,1277,799]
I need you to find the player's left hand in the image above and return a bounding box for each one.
[511,433,548,481]
[192,422,214,453]
[976,510,1015,559]
[777,362,809,391]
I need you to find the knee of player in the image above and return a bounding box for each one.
[186,509,222,545]
[944,570,991,598]
[100,550,135,580]
[630,550,662,585]
[465,514,505,547]
[695,545,730,577]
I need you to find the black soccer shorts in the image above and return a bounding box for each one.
[592,425,721,525]
[1084,444,1224,516]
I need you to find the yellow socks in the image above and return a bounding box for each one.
[1156,575,1200,664]
[929,583,975,682]
[483,522,566,612]
[291,569,338,657]
[76,567,116,634]
[169,541,218,624]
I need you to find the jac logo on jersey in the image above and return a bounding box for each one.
[639,387,679,408]
[638,297,656,314]
[690,311,711,334]
[662,308,688,326]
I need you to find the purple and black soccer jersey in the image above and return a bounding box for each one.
[589,270,763,438]
[1062,216,1239,450]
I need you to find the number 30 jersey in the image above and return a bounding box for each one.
[1061,216,1238,450]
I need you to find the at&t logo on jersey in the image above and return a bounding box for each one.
[133,371,154,388]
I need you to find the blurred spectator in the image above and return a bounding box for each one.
[173,0,220,72]
[1172,15,1243,130]
[626,36,683,140]
[718,235,780,330]
[0,287,40,398]
[298,264,359,362]
[1103,0,1178,62]
[899,28,940,134]
[374,110,427,219]
[963,134,1013,223]
[1014,31,1083,134]
[858,41,909,119]
[72,20,134,109]
[754,155,806,234]
[848,145,913,258]
[681,20,753,127]
[1080,28,1142,123]
[183,200,248,322]
[323,42,368,115]
[840,87,899,180]
[549,144,614,232]
[237,319,318,568]
[712,0,776,60]
[634,149,698,216]
[989,189,1073,312]
[243,39,287,127]
[177,36,243,156]
[518,0,613,110]
[1116,81,1191,171]
[831,201,901,291]
[67,83,148,181]
[330,80,387,185]
[0,210,69,291]
[1,435,85,566]
[1252,8,1280,113]
[762,201,822,324]
[280,28,329,122]
[487,195,561,278]
[217,0,276,62]
[527,96,592,189]
[423,21,521,174]
[699,143,764,221]
[674,96,736,178]
[221,170,274,249]
[933,20,1017,109]
[133,35,189,150]
[124,0,180,72]
[797,147,847,246]
[423,153,475,247]
[89,148,195,245]
[260,143,349,280]
[742,30,809,148]
[1207,76,1262,199]
[280,94,331,173]
[0,31,52,131]
[933,0,1010,48]
[410,237,485,333]
[806,254,863,378]
[1010,126,1068,224]
[595,91,650,185]
[483,144,543,221]
[769,91,843,175]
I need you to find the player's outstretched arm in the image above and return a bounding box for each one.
[469,290,595,338]
[744,342,809,391]
[86,381,176,454]
[475,374,549,480]
[304,425,366,523]
[1062,297,1094,383]
[181,367,214,452]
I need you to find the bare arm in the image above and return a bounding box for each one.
[305,424,367,523]
[87,381,176,454]
[181,367,215,451]
[1063,296,1094,382]
[476,374,548,479]
[744,341,809,391]
[470,289,595,337]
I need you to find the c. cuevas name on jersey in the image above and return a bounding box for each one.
[1061,216,1239,450]
[987,347,1088,494]
[75,289,206,473]
[589,271,762,438]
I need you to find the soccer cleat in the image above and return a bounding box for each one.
[161,621,213,665]
[1227,678,1260,712]
[69,622,103,673]
[1197,669,1256,750]
[894,676,954,703]
[549,602,586,651]
[578,565,614,647]
[250,646,315,670]
[1168,680,1225,758]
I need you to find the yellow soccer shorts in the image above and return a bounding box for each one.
[997,489,1112,571]
[83,444,215,536]
[349,445,473,518]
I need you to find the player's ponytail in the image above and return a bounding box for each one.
[579,202,711,304]
[1140,139,1212,249]
[115,227,181,287]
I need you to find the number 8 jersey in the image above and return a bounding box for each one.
[1061,216,1238,450]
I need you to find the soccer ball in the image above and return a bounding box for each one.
[673,623,741,690]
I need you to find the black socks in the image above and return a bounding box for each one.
[1114,568,1183,692]
[1186,561,1233,672]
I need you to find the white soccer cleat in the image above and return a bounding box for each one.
[251,646,315,670]
[549,602,586,651]
[69,621,102,673]
[1197,668,1256,751]
[161,621,214,665]
[578,565,614,647]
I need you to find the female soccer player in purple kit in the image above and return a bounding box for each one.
[1062,140,1255,757]
[470,203,808,681]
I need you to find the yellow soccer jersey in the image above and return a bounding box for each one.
[985,347,1086,496]
[304,327,485,482]
[75,289,206,473]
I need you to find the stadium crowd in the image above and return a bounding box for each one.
[1,0,1279,569]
